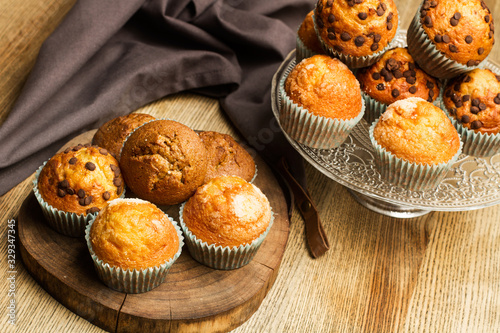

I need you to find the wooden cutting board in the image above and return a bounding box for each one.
[18,130,289,333]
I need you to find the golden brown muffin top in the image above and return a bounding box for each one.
[92,113,156,159]
[420,0,494,66]
[443,68,500,134]
[298,10,325,54]
[89,198,179,270]
[373,97,460,164]
[182,176,272,248]
[357,47,440,105]
[199,131,256,183]
[315,0,398,57]
[38,144,125,215]
[285,54,362,120]
[119,119,207,205]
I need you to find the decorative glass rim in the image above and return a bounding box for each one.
[271,30,500,212]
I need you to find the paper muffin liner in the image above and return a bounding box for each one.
[33,162,126,237]
[85,211,184,293]
[407,3,485,80]
[369,118,463,191]
[312,13,400,69]
[178,202,274,270]
[278,62,365,149]
[296,35,318,63]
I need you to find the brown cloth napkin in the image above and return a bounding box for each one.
[0,0,329,257]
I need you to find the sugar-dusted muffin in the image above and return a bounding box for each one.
[296,10,325,61]
[370,97,462,190]
[280,54,364,148]
[357,47,440,123]
[92,113,156,159]
[442,68,500,156]
[34,144,125,236]
[86,198,183,293]
[199,131,256,183]
[408,0,494,79]
[314,0,399,67]
[119,119,207,205]
[180,176,273,269]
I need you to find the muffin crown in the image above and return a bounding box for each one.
[443,68,500,134]
[315,0,398,57]
[420,0,494,66]
[298,10,325,54]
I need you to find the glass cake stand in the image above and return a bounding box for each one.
[271,31,500,218]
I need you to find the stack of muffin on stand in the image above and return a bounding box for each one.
[33,113,273,293]
[286,0,498,192]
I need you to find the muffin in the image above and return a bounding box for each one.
[180,176,273,269]
[357,47,441,123]
[119,119,208,205]
[370,97,462,191]
[199,131,256,183]
[92,113,156,159]
[34,144,125,236]
[296,10,325,61]
[442,68,500,156]
[280,54,364,149]
[407,0,494,79]
[86,198,183,293]
[314,0,399,68]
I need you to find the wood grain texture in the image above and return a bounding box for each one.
[1,0,500,332]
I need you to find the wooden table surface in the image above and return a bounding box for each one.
[1,1,499,332]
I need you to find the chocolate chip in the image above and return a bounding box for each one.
[77,189,85,198]
[69,157,78,165]
[334,45,344,52]
[86,207,100,214]
[406,76,416,85]
[461,115,470,123]
[430,0,437,7]
[442,35,451,43]
[64,147,71,154]
[110,164,120,176]
[354,0,363,4]
[485,15,490,23]
[454,83,461,92]
[84,196,93,206]
[376,5,385,16]
[478,48,485,55]
[464,75,472,82]
[387,12,394,22]
[358,12,368,20]
[116,185,123,195]
[354,36,365,46]
[462,95,470,102]
[451,93,460,103]
[471,120,483,130]
[408,62,416,71]
[490,23,495,32]
[58,180,69,189]
[454,99,462,108]
[328,32,336,40]
[113,177,123,187]
[391,89,400,98]
[85,162,96,171]
[372,72,381,80]
[494,94,500,104]
[373,34,381,43]
[450,18,459,26]
[427,96,433,102]
[327,0,333,6]
[78,198,86,206]
[341,32,351,41]
[426,81,435,89]
[449,108,456,116]
[381,2,387,10]
[409,86,417,94]
[66,188,75,195]
[420,9,427,18]
[376,83,385,90]
[383,72,393,82]
[57,189,66,198]
[429,90,435,98]
[394,70,403,79]
[465,35,473,44]
[371,43,379,51]
[386,58,399,71]
[99,148,108,156]
[453,12,461,20]
[422,1,430,10]
[328,14,335,23]
[472,98,480,107]
[489,31,494,39]
[479,102,487,110]
[347,0,355,7]
[317,17,324,28]
[387,22,393,30]
[470,106,480,114]
[103,191,111,200]
[449,44,458,53]
[434,35,443,43]
[424,15,433,27]
[403,70,412,78]
[467,60,476,67]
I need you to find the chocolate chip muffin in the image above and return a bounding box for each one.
[314,0,399,68]
[370,97,462,190]
[408,0,494,79]
[280,54,364,148]
[297,10,325,61]
[199,131,256,183]
[37,144,125,216]
[92,113,156,159]
[357,47,440,123]
[442,68,500,156]
[119,119,208,205]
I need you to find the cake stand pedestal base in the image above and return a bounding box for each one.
[348,189,432,219]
